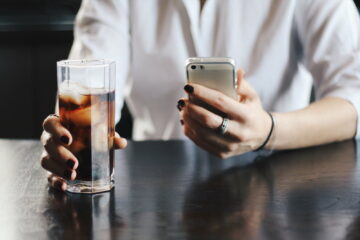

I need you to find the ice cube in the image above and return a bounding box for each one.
[59,81,91,105]
[69,106,92,127]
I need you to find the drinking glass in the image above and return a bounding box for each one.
[57,59,116,194]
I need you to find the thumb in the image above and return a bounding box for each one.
[114,132,128,149]
[236,69,245,90]
[236,69,257,101]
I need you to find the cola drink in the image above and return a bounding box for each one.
[57,59,116,193]
[59,82,115,182]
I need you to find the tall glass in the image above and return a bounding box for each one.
[57,59,116,194]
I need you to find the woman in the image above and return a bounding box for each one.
[41,0,360,190]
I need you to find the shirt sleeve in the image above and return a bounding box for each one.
[68,0,131,123]
[296,0,360,139]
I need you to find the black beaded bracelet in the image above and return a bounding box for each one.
[254,112,274,152]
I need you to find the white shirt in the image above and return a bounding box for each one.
[69,0,360,140]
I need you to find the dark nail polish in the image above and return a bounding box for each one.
[178,99,185,107]
[54,181,64,190]
[177,100,185,111]
[184,84,194,93]
[66,160,75,169]
[180,120,184,125]
[64,170,72,179]
[60,136,69,145]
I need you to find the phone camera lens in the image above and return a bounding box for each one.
[191,65,197,70]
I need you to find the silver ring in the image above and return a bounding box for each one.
[219,117,229,135]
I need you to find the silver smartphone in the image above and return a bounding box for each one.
[186,57,237,115]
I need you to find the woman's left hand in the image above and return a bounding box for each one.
[178,70,272,159]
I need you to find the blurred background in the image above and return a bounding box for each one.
[0,0,80,139]
[0,0,358,140]
[0,0,132,139]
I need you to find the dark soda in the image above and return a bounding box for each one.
[59,90,115,181]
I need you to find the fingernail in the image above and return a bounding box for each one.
[66,160,75,169]
[184,84,194,93]
[177,99,185,111]
[178,99,185,107]
[180,120,184,125]
[54,181,64,190]
[60,136,69,145]
[64,170,72,179]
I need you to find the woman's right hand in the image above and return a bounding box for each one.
[40,114,128,192]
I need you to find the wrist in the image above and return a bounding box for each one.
[255,111,275,151]
[264,112,276,150]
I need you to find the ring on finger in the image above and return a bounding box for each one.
[218,117,229,135]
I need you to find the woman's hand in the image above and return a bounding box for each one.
[40,115,127,191]
[178,70,272,159]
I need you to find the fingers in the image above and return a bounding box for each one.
[179,99,245,141]
[43,137,78,169]
[114,132,128,149]
[41,114,78,185]
[183,119,228,158]
[41,151,77,180]
[179,99,244,158]
[183,100,222,129]
[183,116,240,159]
[45,134,126,192]
[43,115,72,145]
[47,173,67,191]
[187,115,231,148]
[184,83,247,120]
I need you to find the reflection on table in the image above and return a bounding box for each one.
[0,139,359,239]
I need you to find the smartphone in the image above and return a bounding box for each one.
[186,57,237,116]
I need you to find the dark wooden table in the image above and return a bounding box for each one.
[0,139,360,240]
